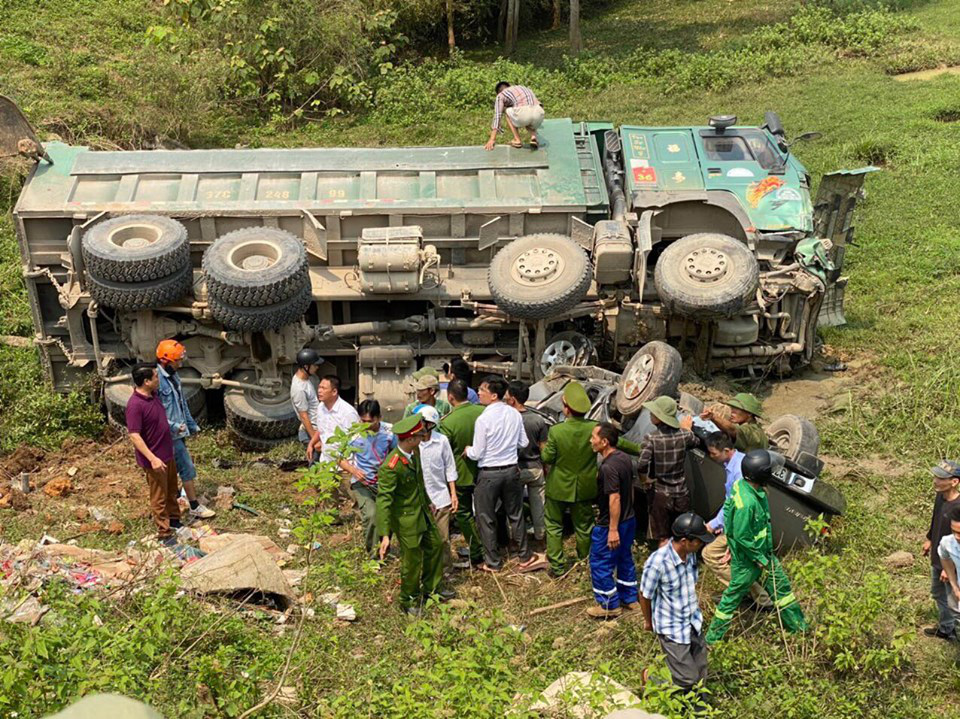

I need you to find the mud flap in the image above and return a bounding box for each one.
[818,276,848,327]
[0,95,48,163]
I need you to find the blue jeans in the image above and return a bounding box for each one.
[589,515,638,609]
[173,438,197,484]
[932,565,959,634]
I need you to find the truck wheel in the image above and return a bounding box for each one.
[224,374,300,440]
[615,341,682,417]
[209,283,312,333]
[82,215,190,283]
[766,414,820,461]
[654,233,759,318]
[540,331,597,376]
[203,227,309,307]
[87,263,194,310]
[228,427,291,453]
[488,234,593,320]
[104,368,205,428]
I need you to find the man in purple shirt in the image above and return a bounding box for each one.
[125,362,179,543]
[700,432,771,609]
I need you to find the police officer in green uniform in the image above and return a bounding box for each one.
[376,415,454,616]
[439,379,485,565]
[541,381,642,577]
[701,392,767,453]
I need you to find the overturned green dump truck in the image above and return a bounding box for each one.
[3,96,874,445]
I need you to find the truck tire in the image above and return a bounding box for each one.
[615,341,683,417]
[766,414,820,461]
[203,227,309,307]
[104,369,206,428]
[224,374,300,440]
[228,426,292,453]
[654,233,759,318]
[87,263,194,311]
[82,215,190,283]
[488,234,593,320]
[208,283,312,333]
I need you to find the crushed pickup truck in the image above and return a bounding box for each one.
[528,365,845,550]
[3,95,874,446]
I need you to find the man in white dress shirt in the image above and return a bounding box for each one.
[415,404,459,570]
[307,375,361,500]
[465,376,537,572]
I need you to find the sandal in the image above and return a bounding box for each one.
[530,136,539,149]
[508,140,523,149]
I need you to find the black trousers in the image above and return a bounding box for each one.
[474,465,530,569]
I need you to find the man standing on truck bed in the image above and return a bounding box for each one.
[155,340,215,521]
[484,82,544,151]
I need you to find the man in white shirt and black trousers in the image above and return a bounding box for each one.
[466,376,538,572]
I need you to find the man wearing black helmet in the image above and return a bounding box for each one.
[705,449,809,643]
[291,348,322,463]
[639,512,714,692]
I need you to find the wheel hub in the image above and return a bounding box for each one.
[683,248,728,282]
[540,340,577,374]
[622,355,655,400]
[108,225,161,251]
[229,240,280,272]
[513,248,563,285]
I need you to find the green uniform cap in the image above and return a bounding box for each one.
[412,366,439,380]
[393,414,425,438]
[642,395,680,428]
[725,392,764,418]
[562,381,592,414]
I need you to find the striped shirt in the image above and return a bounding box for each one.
[640,540,703,645]
[637,426,697,496]
[491,85,539,133]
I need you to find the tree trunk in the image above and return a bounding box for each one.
[498,0,507,42]
[505,0,519,55]
[569,0,582,55]
[551,0,562,30]
[446,0,455,52]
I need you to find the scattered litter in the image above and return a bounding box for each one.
[282,568,306,587]
[212,458,238,470]
[170,544,206,562]
[335,603,357,621]
[199,533,291,564]
[232,502,260,516]
[285,543,299,555]
[180,535,297,609]
[319,590,341,606]
[3,595,49,625]
[531,672,644,718]
[824,362,848,372]
[66,466,79,477]
[214,486,236,511]
[88,506,114,523]
[39,534,60,546]
[278,527,293,538]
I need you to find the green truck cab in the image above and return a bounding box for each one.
[2,97,873,444]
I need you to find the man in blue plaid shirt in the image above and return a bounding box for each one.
[639,512,715,692]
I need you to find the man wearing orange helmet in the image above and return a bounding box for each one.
[156,339,215,521]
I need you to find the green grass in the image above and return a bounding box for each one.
[3,0,960,716]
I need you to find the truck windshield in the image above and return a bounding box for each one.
[701,130,782,170]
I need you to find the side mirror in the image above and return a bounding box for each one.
[0,95,50,164]
[762,110,786,138]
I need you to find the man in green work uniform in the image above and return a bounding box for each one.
[701,392,767,453]
[541,381,642,577]
[705,449,808,643]
[376,415,454,616]
[439,379,485,566]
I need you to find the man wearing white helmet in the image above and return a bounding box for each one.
[415,404,459,570]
